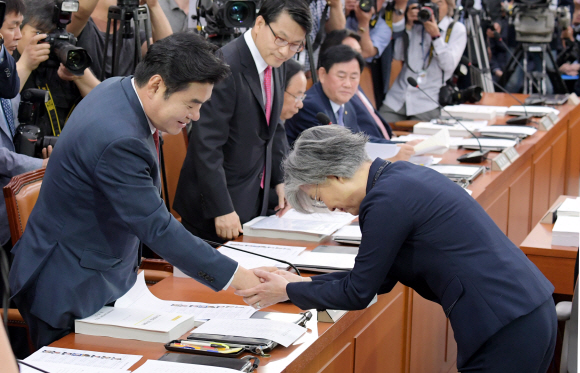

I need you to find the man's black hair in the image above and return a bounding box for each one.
[258,0,313,35]
[319,44,365,74]
[319,29,361,60]
[284,59,304,87]
[21,0,54,32]
[134,32,230,99]
[3,0,25,18]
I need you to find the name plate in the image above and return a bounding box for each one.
[547,112,558,123]
[503,146,520,162]
[569,93,580,106]
[539,116,554,131]
[491,153,511,171]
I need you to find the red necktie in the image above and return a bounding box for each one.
[153,129,160,160]
[261,66,273,189]
[356,91,390,140]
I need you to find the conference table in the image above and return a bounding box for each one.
[50,93,580,373]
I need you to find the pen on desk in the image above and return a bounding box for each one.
[178,340,230,349]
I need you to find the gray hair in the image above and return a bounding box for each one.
[283,125,370,214]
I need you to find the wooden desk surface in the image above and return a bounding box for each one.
[520,195,578,295]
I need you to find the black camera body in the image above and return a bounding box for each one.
[439,83,483,106]
[14,89,58,158]
[42,0,92,75]
[201,0,257,35]
[359,0,376,12]
[415,1,439,24]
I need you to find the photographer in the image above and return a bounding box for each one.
[14,0,99,138]
[0,0,50,255]
[68,0,172,79]
[345,0,392,61]
[379,0,466,121]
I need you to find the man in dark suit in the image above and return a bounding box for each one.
[9,33,262,349]
[0,0,21,99]
[173,0,313,242]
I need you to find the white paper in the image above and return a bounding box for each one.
[413,128,450,155]
[414,121,487,137]
[428,165,482,177]
[557,198,580,217]
[193,318,306,347]
[24,347,141,370]
[116,272,255,321]
[281,209,356,224]
[133,360,240,373]
[477,126,537,136]
[250,215,347,235]
[393,134,432,142]
[506,105,559,117]
[332,225,362,240]
[218,241,306,270]
[450,138,518,149]
[294,251,356,270]
[19,362,129,373]
[365,143,400,160]
[77,306,192,332]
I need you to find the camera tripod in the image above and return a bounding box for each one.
[100,1,152,80]
[461,8,495,92]
[499,42,567,94]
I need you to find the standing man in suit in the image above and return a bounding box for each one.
[9,33,262,349]
[173,0,313,242]
[0,0,20,99]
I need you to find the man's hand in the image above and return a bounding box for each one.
[234,269,294,309]
[388,143,415,162]
[423,14,441,38]
[57,63,82,81]
[274,183,291,217]
[273,270,311,283]
[327,0,342,9]
[354,2,373,25]
[41,145,52,167]
[406,5,419,29]
[214,211,243,240]
[19,34,50,71]
[345,0,358,13]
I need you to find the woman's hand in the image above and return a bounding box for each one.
[234,269,296,309]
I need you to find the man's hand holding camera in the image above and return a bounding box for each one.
[423,14,441,38]
[16,33,49,91]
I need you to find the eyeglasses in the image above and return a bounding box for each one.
[312,184,326,208]
[267,23,305,53]
[285,91,307,103]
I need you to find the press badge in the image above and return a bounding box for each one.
[417,70,427,85]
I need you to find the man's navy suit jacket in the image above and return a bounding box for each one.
[174,35,288,240]
[288,160,554,367]
[285,82,393,145]
[0,46,19,99]
[350,88,393,139]
[9,77,238,332]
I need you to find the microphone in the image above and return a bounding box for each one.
[407,77,489,163]
[316,112,332,125]
[493,32,543,94]
[202,239,302,276]
[461,56,531,125]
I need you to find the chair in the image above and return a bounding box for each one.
[160,128,189,221]
[557,279,578,373]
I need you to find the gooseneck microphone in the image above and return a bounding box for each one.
[407,77,489,163]
[461,56,531,125]
[202,239,302,276]
[316,112,332,125]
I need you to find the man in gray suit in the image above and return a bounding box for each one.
[9,33,262,349]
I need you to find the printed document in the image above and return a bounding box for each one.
[294,251,356,271]
[19,363,129,373]
[218,241,306,269]
[193,318,306,347]
[23,346,141,370]
[133,360,240,373]
[413,128,450,155]
[365,143,400,160]
[116,272,256,322]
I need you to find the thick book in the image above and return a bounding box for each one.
[552,216,580,247]
[75,306,196,343]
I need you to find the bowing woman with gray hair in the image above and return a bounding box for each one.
[236,125,557,372]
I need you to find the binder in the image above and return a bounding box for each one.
[159,353,259,372]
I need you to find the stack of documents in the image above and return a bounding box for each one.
[243,209,356,241]
[552,216,580,247]
[413,120,488,137]
[412,128,450,155]
[215,241,306,270]
[477,125,537,139]
[450,138,518,151]
[294,251,356,272]
[19,346,141,373]
[557,197,580,217]
[428,164,485,182]
[332,225,362,244]
[441,105,501,120]
[365,143,400,160]
[133,360,248,373]
[506,106,560,117]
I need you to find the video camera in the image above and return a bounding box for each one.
[414,0,439,25]
[42,0,92,75]
[511,0,569,44]
[198,0,257,37]
[359,0,375,13]
[14,89,58,157]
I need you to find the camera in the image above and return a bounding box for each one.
[200,0,257,36]
[359,0,375,12]
[439,83,483,106]
[42,0,92,75]
[14,89,58,157]
[414,1,439,24]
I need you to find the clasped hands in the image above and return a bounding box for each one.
[235,268,310,310]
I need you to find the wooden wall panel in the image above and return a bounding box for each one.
[318,342,355,373]
[549,131,567,205]
[354,291,406,373]
[409,292,448,373]
[566,117,580,195]
[531,146,552,227]
[485,189,509,234]
[507,165,532,246]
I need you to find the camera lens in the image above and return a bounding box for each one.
[227,2,250,24]
[418,8,433,23]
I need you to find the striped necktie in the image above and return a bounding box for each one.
[1,98,15,137]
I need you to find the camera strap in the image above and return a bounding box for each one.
[403,21,455,74]
[311,3,329,52]
[38,84,62,136]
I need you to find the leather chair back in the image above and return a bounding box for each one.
[160,128,188,221]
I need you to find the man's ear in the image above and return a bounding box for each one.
[318,67,327,84]
[146,74,164,98]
